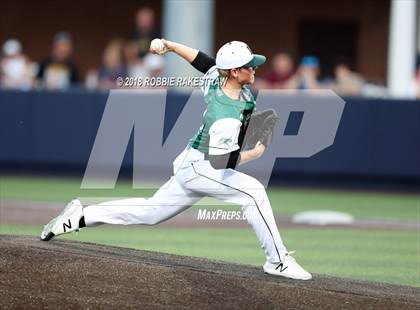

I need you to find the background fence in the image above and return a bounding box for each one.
[1,90,419,185]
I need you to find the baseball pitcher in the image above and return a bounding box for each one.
[40,39,312,280]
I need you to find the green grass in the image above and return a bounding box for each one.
[1,225,419,287]
[0,175,156,202]
[1,175,419,220]
[1,176,419,286]
[267,189,420,220]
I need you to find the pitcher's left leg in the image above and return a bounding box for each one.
[222,171,287,264]
[187,163,287,263]
[186,165,311,280]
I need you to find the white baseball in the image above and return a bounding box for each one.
[150,38,165,55]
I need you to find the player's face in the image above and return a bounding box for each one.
[233,66,256,85]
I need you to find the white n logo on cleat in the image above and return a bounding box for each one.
[63,219,72,232]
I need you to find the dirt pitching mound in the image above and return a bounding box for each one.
[0,235,418,309]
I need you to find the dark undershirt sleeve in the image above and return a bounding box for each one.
[190,51,216,74]
[208,150,241,170]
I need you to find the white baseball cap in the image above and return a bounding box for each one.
[215,41,266,70]
[2,39,22,56]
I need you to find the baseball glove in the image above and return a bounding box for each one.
[244,109,279,148]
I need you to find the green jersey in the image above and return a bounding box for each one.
[189,75,255,155]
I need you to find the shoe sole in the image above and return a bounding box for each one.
[264,270,312,281]
[40,232,55,241]
[40,217,58,241]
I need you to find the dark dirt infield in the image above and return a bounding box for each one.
[1,235,419,309]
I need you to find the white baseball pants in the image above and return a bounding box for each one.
[84,147,287,263]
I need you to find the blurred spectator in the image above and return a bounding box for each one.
[86,40,127,90]
[123,40,164,80]
[37,32,79,90]
[0,39,35,90]
[129,7,160,58]
[98,40,127,89]
[143,53,164,77]
[332,59,364,96]
[258,52,298,89]
[123,40,148,78]
[413,55,420,99]
[296,56,321,89]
